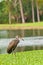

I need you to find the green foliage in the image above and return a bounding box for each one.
[0,1,9,23]
[0,0,43,24]
[0,50,43,65]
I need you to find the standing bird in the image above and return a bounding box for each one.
[7,35,20,54]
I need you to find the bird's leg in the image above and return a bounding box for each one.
[14,49,16,56]
[12,48,17,60]
[12,48,14,55]
[12,48,17,63]
[14,50,17,62]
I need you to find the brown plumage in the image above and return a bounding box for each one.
[7,36,19,54]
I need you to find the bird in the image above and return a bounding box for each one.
[7,35,24,54]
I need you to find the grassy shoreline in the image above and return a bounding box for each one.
[0,22,43,30]
[0,22,43,26]
[0,50,43,65]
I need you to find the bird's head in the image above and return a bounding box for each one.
[15,35,24,41]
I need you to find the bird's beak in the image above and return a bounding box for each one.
[21,38,24,41]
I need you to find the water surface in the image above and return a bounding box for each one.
[0,29,43,54]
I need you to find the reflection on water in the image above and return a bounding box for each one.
[0,29,43,38]
[0,29,43,54]
[0,37,43,54]
[15,45,43,52]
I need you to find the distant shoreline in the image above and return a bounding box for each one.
[0,22,43,30]
[0,26,43,30]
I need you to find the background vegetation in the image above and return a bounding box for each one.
[0,0,43,24]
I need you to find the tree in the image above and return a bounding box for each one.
[37,0,43,21]
[0,0,12,24]
[0,1,9,23]
[31,0,35,22]
[6,0,12,24]
[36,0,40,22]
[19,0,25,23]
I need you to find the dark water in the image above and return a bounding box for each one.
[0,29,43,54]
[15,45,43,52]
[0,29,43,38]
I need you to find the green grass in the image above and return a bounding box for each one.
[0,50,43,65]
[0,22,43,27]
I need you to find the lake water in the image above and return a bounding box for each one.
[0,29,43,54]
[0,29,43,38]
